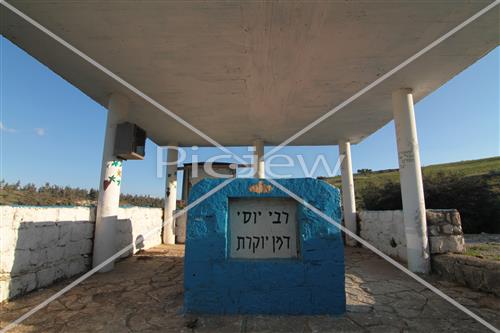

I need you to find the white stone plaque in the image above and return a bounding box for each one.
[229,198,299,259]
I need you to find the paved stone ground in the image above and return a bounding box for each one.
[1,245,499,332]
[464,234,500,261]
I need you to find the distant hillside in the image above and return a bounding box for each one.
[322,156,500,233]
[0,181,163,208]
[1,157,498,233]
[323,156,500,189]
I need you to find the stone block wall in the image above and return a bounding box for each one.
[0,205,163,301]
[432,254,500,296]
[426,210,464,254]
[357,209,464,262]
[116,207,164,258]
[358,210,406,260]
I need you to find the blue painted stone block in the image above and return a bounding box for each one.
[184,178,346,315]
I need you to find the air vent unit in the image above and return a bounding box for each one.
[114,122,146,160]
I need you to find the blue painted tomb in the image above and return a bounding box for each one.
[183,178,345,315]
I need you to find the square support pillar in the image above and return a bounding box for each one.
[163,145,178,244]
[339,141,357,246]
[93,93,129,272]
[392,88,430,274]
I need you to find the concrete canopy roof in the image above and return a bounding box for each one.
[1,1,498,147]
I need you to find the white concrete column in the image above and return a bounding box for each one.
[253,139,265,178]
[392,88,430,274]
[163,145,178,244]
[339,141,357,246]
[93,93,129,272]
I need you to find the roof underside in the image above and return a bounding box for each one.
[1,1,498,146]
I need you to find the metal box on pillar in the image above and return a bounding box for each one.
[184,178,346,315]
[113,122,146,160]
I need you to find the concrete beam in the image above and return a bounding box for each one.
[2,2,496,147]
[392,88,430,274]
[92,93,129,272]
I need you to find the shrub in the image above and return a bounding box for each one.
[424,172,499,233]
[360,180,402,210]
[356,172,500,233]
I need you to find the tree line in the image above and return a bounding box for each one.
[0,180,163,208]
[357,171,500,234]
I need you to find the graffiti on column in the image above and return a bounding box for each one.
[103,160,123,191]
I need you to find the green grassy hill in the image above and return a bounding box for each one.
[323,156,500,189]
[322,156,500,233]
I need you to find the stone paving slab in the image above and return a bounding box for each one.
[0,245,499,332]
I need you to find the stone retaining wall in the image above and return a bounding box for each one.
[357,209,464,262]
[432,254,500,296]
[0,205,163,301]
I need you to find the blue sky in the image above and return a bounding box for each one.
[1,36,498,198]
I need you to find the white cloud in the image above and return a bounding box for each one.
[0,122,16,133]
[34,128,46,136]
